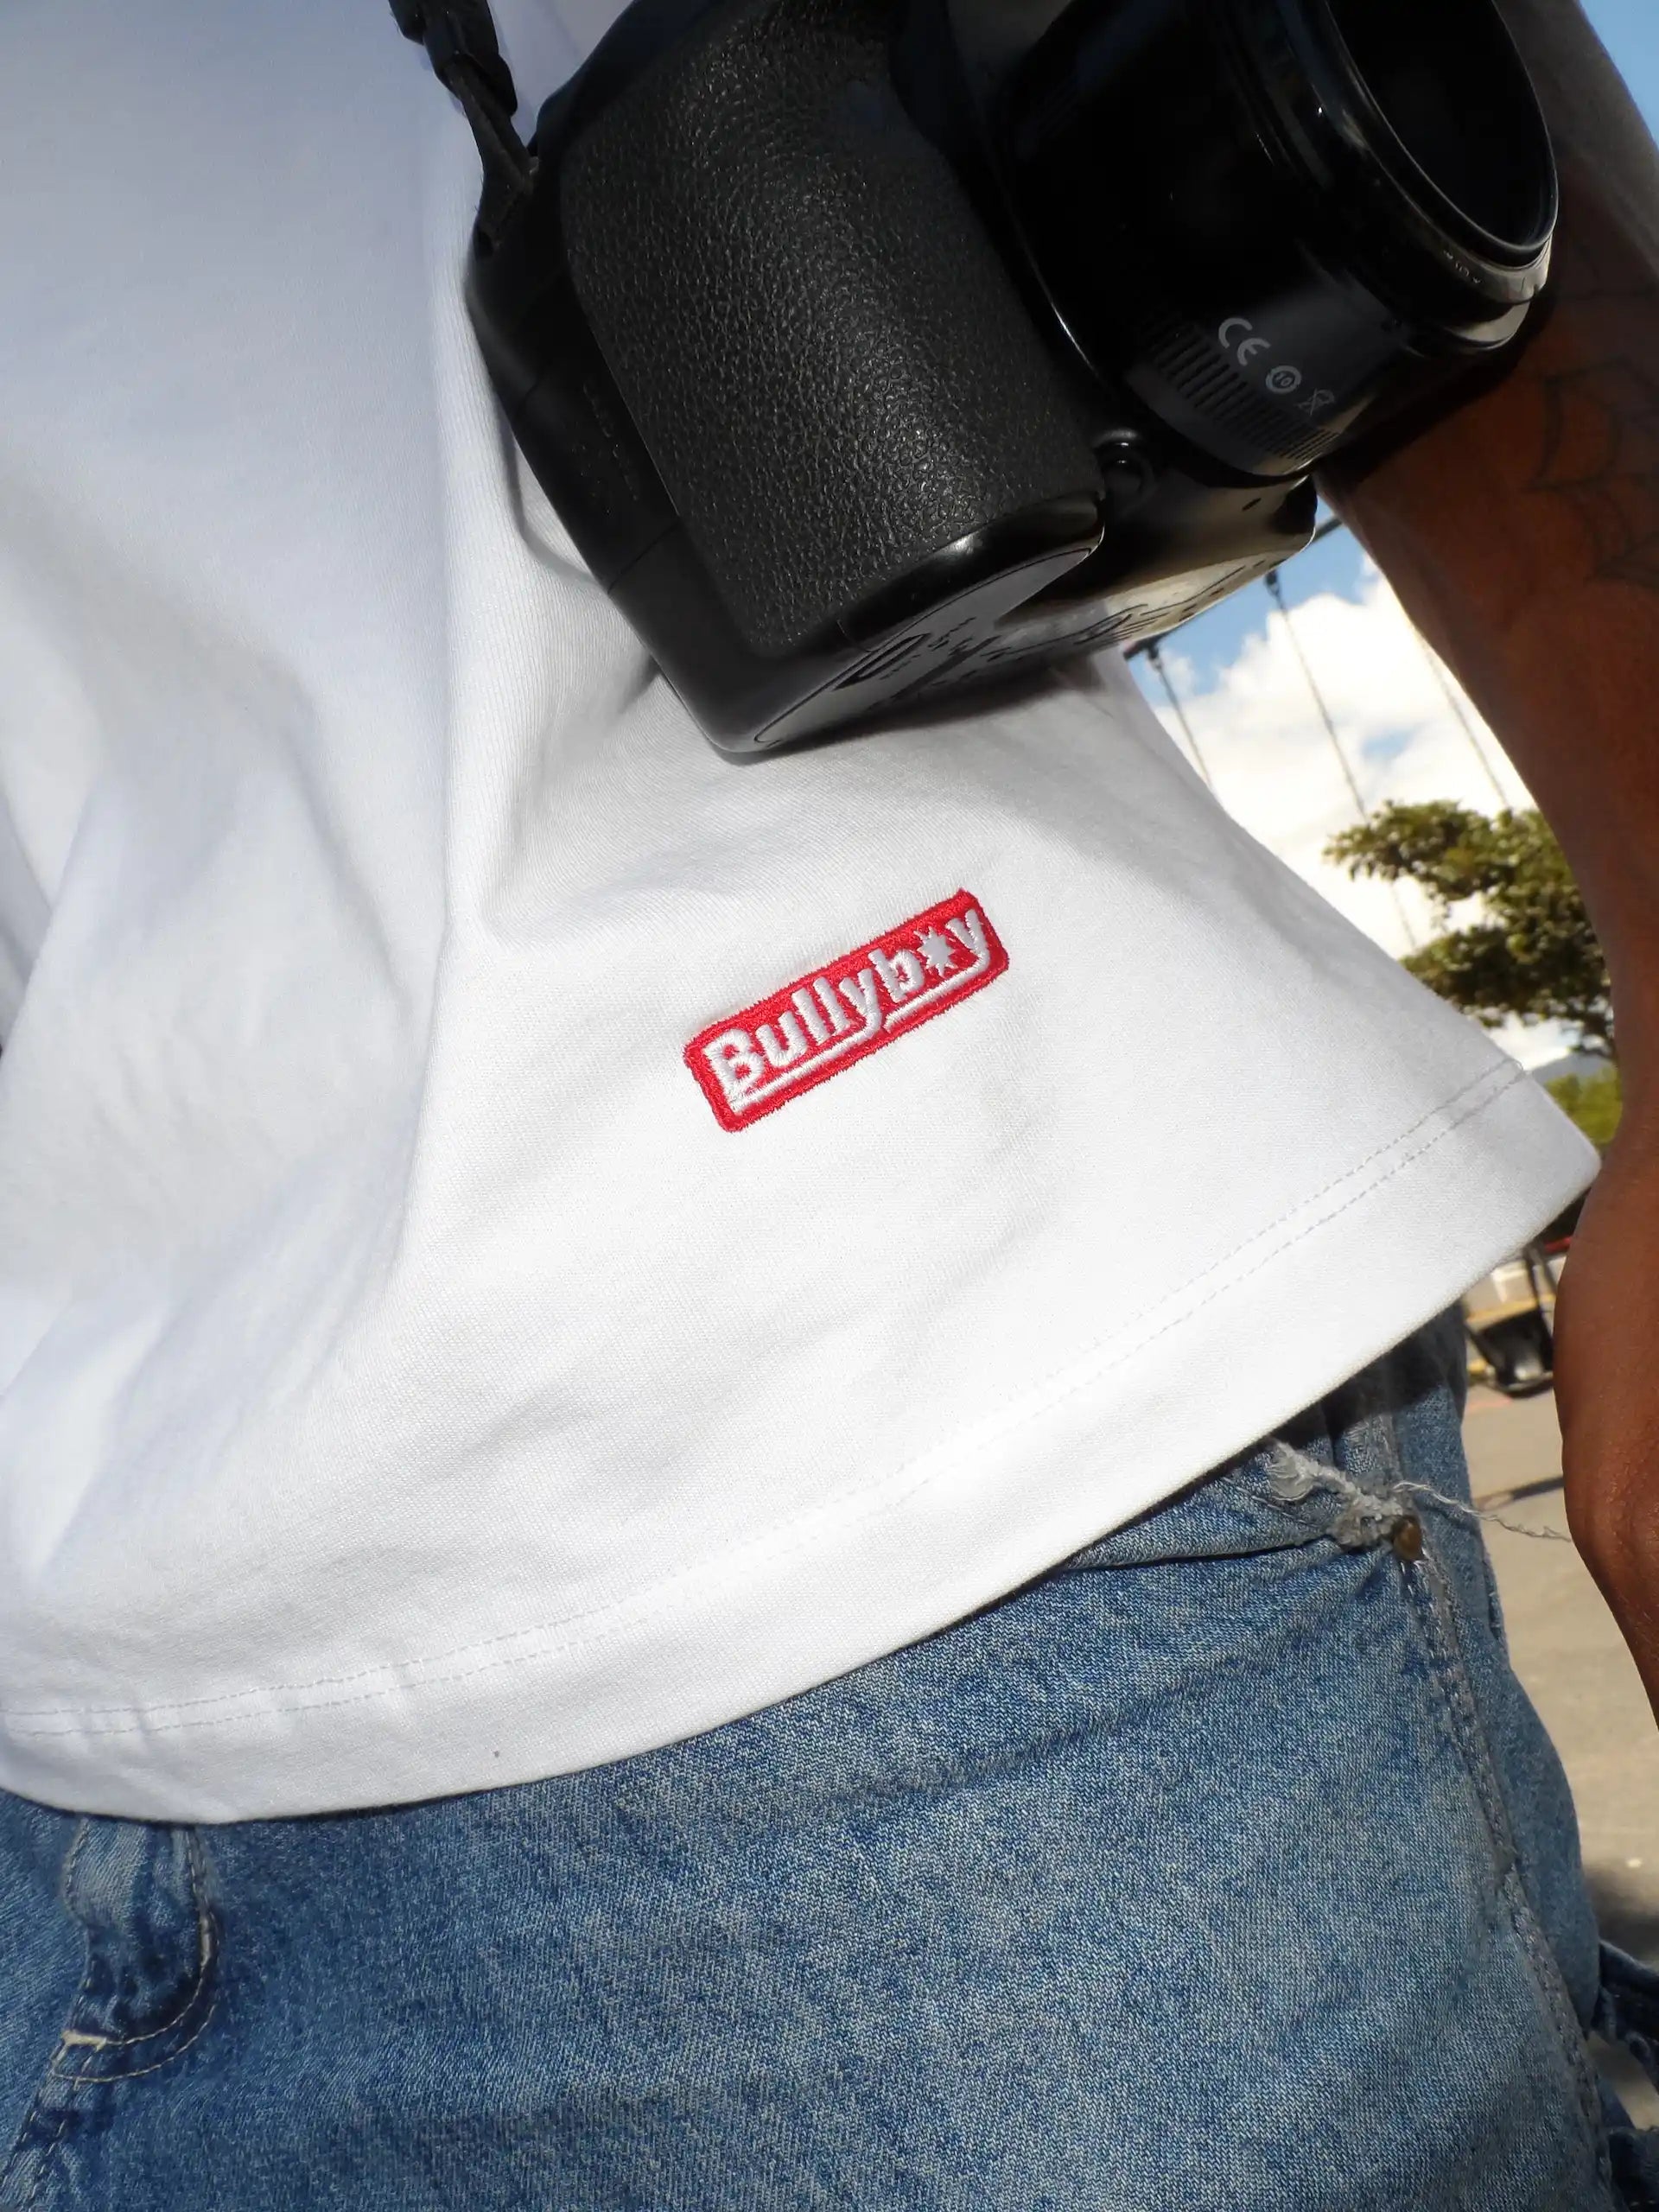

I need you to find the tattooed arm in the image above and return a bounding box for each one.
[1322,0,1659,1711]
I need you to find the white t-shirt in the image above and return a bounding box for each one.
[0,0,1595,1822]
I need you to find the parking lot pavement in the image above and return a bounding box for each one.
[1462,1382,1659,2126]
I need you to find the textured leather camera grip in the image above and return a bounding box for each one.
[559,0,1100,657]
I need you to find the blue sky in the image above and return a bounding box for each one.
[1128,3,1655,1065]
[1586,0,1658,121]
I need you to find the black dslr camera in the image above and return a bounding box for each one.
[396,0,1556,755]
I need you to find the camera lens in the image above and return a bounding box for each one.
[999,0,1557,477]
[1322,0,1552,255]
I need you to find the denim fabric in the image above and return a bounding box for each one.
[2,1313,1654,2209]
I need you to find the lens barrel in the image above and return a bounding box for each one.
[1000,0,1557,477]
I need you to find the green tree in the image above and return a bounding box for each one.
[1545,1065,1624,1149]
[1325,803,1614,1059]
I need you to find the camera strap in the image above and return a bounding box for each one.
[391,1,534,246]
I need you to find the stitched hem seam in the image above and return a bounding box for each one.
[0,1060,1565,1742]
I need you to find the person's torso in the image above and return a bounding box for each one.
[0,0,1594,1821]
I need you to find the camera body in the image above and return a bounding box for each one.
[466,0,1554,754]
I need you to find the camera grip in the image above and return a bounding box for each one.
[559,0,1099,658]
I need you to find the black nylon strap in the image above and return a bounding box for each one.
[392,0,534,246]
[391,0,518,111]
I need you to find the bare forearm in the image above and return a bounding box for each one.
[1325,0,1659,1710]
[1323,0,1659,1096]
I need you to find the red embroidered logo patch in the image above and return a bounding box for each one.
[685,889,1009,1131]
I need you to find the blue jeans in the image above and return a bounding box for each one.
[3,1314,1657,2209]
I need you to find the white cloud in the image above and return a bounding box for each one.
[1135,563,1573,1071]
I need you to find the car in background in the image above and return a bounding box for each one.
[1464,1243,1566,1395]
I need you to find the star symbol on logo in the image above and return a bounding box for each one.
[916,927,956,977]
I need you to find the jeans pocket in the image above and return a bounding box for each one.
[1599,1943,1659,2085]
[1597,1942,1659,2209]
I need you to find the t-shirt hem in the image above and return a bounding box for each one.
[0,1060,1597,1821]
